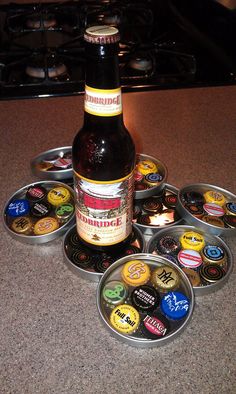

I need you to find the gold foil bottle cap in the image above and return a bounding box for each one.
[151,265,179,292]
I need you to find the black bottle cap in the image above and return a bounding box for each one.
[141,312,170,340]
[131,285,160,313]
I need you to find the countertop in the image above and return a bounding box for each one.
[0,86,236,394]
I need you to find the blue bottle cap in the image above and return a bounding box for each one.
[161,291,190,320]
[6,199,30,217]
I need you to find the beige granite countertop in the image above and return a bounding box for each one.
[0,86,236,393]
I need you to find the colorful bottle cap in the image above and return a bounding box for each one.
[161,291,190,320]
[185,203,204,218]
[199,264,224,284]
[151,265,179,292]
[180,231,205,252]
[163,193,178,209]
[53,157,72,169]
[183,191,204,205]
[144,173,162,186]
[223,215,236,228]
[6,199,30,217]
[109,304,140,334]
[121,259,150,286]
[102,281,128,307]
[201,215,225,227]
[142,198,162,213]
[225,202,236,216]
[136,160,158,176]
[131,285,160,312]
[55,203,74,221]
[182,268,201,287]
[204,190,226,207]
[31,201,51,218]
[157,235,181,255]
[203,203,225,217]
[178,249,203,270]
[47,186,71,206]
[134,171,144,182]
[26,185,46,202]
[141,313,170,339]
[201,245,226,266]
[11,216,32,235]
[34,217,59,235]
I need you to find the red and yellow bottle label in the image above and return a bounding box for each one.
[74,172,134,246]
[84,85,122,117]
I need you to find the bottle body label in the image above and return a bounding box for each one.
[84,85,122,117]
[74,172,134,247]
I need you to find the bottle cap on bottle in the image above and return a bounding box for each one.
[84,25,120,44]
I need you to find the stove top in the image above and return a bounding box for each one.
[0,0,235,100]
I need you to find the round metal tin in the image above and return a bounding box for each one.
[134,153,168,199]
[3,181,75,244]
[31,146,73,181]
[147,225,233,296]
[63,224,145,282]
[97,253,194,347]
[177,183,236,236]
[133,184,183,238]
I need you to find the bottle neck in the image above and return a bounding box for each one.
[83,42,124,127]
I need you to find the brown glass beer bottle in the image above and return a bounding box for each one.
[72,25,136,252]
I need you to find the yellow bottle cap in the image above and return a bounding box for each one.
[136,160,158,175]
[47,187,71,206]
[180,231,205,252]
[11,216,32,234]
[204,190,226,207]
[121,259,150,286]
[151,265,179,291]
[110,304,140,334]
[34,217,59,235]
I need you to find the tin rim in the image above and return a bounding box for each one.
[3,180,75,244]
[31,146,73,180]
[134,183,182,236]
[177,183,236,236]
[134,153,168,199]
[147,225,233,296]
[63,224,145,282]
[97,253,194,347]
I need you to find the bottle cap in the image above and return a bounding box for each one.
[26,185,46,202]
[151,265,179,292]
[185,203,204,218]
[31,201,51,218]
[183,191,204,205]
[182,268,201,287]
[136,160,158,176]
[141,312,170,339]
[178,249,203,270]
[163,193,178,209]
[223,215,236,228]
[161,291,190,320]
[201,245,226,266]
[131,285,160,312]
[102,281,128,307]
[180,231,205,252]
[201,215,225,227]
[225,202,236,216]
[144,173,162,186]
[84,26,120,44]
[199,264,224,284]
[203,203,225,217]
[11,216,32,235]
[71,249,93,269]
[157,235,181,255]
[203,190,226,206]
[142,198,162,213]
[121,259,150,286]
[6,199,30,217]
[47,186,71,206]
[33,217,59,235]
[94,256,114,273]
[109,304,140,334]
[55,203,74,221]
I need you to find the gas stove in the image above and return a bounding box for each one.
[0,0,235,100]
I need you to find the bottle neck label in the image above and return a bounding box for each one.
[84,85,122,117]
[74,171,134,247]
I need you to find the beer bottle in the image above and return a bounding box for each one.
[72,25,136,252]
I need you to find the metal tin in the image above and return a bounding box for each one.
[177,183,236,236]
[97,253,194,347]
[134,153,168,199]
[3,181,75,244]
[133,184,183,238]
[63,224,145,282]
[31,146,73,180]
[147,225,233,296]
